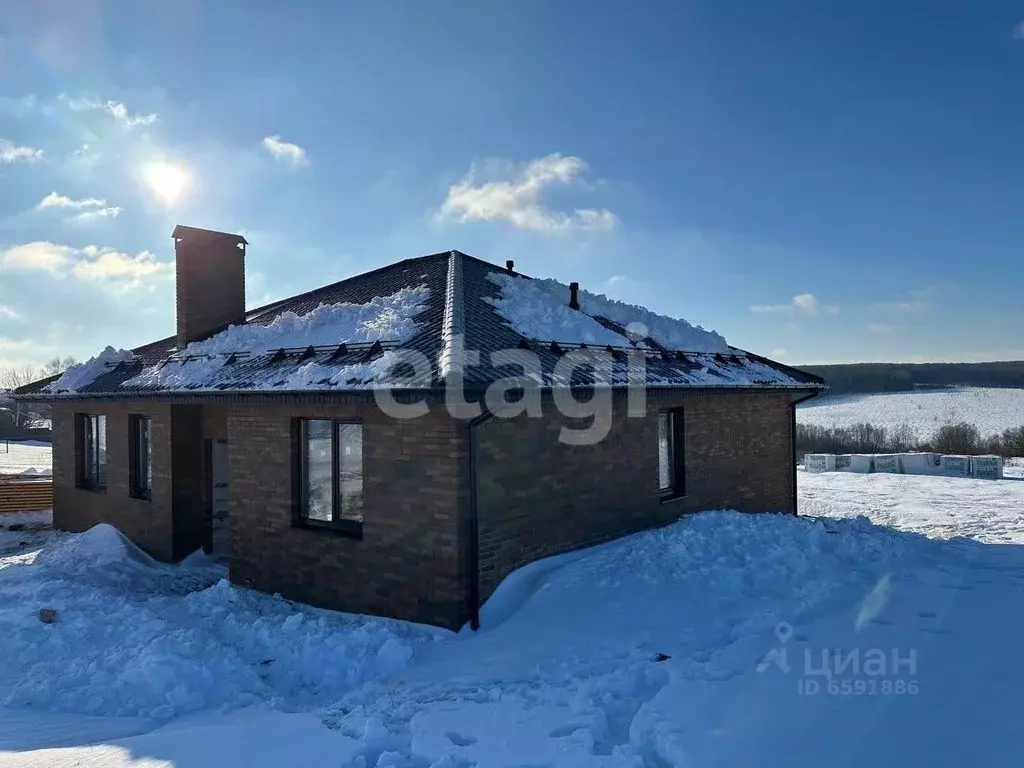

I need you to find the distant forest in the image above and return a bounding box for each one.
[802,361,1024,394]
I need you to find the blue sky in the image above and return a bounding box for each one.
[2,0,1023,368]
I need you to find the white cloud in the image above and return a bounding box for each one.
[750,293,839,317]
[37,192,105,210]
[0,139,43,163]
[60,94,157,126]
[867,322,892,335]
[1,242,75,272]
[70,248,166,287]
[1014,21,1024,39]
[439,153,617,232]
[262,135,308,166]
[36,192,121,222]
[0,305,20,320]
[75,206,122,221]
[1,241,170,291]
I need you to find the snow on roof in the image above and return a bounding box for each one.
[121,286,431,391]
[485,273,730,353]
[44,347,136,394]
[483,273,636,347]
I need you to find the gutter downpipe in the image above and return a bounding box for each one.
[467,404,495,631]
[791,389,823,516]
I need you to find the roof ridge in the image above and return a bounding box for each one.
[437,250,465,379]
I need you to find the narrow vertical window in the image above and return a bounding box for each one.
[657,409,685,498]
[76,413,107,491]
[658,411,674,492]
[337,423,364,522]
[303,419,334,522]
[296,419,363,533]
[129,415,153,499]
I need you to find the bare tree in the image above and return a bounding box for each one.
[0,358,75,430]
[40,356,79,377]
[0,364,41,391]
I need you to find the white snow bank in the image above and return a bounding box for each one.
[486,272,730,352]
[0,524,445,721]
[2,709,365,767]
[121,285,431,391]
[44,347,135,393]
[35,523,158,577]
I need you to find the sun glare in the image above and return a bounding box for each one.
[143,161,189,204]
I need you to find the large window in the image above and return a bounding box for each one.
[657,409,685,499]
[295,419,363,533]
[76,413,107,491]
[129,415,153,499]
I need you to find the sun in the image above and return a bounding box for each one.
[143,161,189,204]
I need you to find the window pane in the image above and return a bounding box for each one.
[658,412,673,491]
[96,415,107,488]
[337,424,363,522]
[304,420,333,522]
[132,417,152,495]
[80,415,94,486]
[142,418,152,492]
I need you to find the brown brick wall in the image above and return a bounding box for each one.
[48,389,797,631]
[175,236,245,345]
[226,404,470,628]
[474,391,796,601]
[52,402,176,561]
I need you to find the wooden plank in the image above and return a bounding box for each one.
[0,481,53,513]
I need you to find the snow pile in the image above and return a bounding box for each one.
[486,272,730,352]
[6,710,369,767]
[0,524,443,720]
[31,524,197,593]
[44,347,136,394]
[0,509,52,559]
[7,470,1024,765]
[121,286,431,391]
[319,501,1024,766]
[484,273,629,347]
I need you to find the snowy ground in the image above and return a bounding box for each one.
[797,386,1024,440]
[3,468,1024,766]
[0,441,52,476]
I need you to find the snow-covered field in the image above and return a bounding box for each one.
[3,466,1024,766]
[797,386,1024,439]
[0,441,52,476]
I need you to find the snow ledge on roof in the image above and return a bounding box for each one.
[120,286,431,392]
[44,347,136,394]
[485,272,730,353]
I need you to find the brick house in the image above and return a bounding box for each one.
[16,225,824,629]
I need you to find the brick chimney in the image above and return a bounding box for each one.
[172,225,247,348]
[568,281,580,310]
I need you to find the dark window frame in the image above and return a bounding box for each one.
[658,408,686,501]
[75,413,107,492]
[292,418,363,537]
[129,414,153,500]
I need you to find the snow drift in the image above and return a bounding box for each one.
[44,347,136,394]
[121,286,431,391]
[486,272,730,352]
